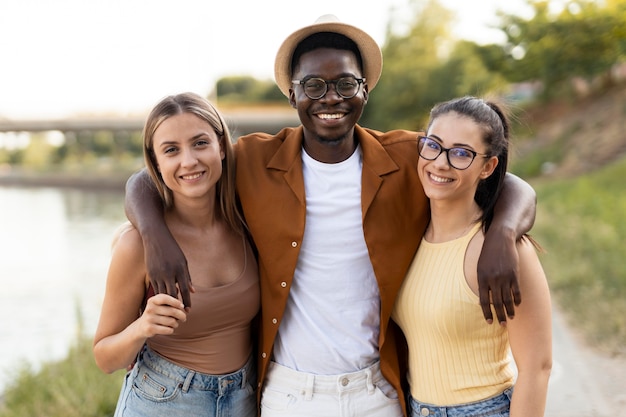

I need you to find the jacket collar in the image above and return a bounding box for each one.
[267,124,400,176]
[266,124,400,213]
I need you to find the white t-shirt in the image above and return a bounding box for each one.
[272,146,380,374]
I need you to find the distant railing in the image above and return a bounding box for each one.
[0,109,300,138]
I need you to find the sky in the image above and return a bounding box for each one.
[0,0,534,119]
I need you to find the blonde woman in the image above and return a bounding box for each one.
[94,93,259,417]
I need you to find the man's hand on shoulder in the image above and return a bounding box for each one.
[477,225,521,325]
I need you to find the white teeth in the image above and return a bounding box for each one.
[182,173,202,180]
[317,113,343,120]
[430,173,452,183]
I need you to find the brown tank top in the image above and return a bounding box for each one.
[147,239,259,374]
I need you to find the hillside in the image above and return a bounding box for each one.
[512,84,626,178]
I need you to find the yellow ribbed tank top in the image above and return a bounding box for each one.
[392,223,514,405]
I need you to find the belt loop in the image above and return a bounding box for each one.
[181,371,194,393]
[241,363,248,389]
[304,374,314,401]
[365,367,375,394]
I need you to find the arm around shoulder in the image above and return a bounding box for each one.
[124,170,193,307]
[125,169,163,234]
[496,173,537,239]
[477,173,537,324]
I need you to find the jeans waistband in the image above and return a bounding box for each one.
[265,361,385,398]
[138,345,254,394]
[409,387,513,417]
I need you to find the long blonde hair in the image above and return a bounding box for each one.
[142,92,245,235]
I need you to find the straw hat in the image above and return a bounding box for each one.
[274,14,383,97]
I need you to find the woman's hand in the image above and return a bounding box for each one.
[139,293,187,338]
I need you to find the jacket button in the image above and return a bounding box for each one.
[262,352,267,358]
[280,281,287,288]
[272,318,278,324]
[291,241,297,247]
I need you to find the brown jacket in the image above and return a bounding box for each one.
[235,124,428,415]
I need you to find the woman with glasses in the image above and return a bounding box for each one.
[393,96,552,417]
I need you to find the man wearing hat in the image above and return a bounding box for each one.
[125,15,536,416]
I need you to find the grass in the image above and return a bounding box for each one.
[531,156,626,354]
[0,317,125,417]
[1,160,625,415]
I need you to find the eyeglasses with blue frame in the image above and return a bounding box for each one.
[418,136,490,170]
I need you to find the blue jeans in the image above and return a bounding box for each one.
[114,346,257,417]
[409,387,513,417]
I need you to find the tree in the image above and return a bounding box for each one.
[363,0,504,130]
[215,75,283,104]
[364,0,455,130]
[21,134,56,171]
[489,0,626,99]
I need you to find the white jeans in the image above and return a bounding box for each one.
[260,361,402,417]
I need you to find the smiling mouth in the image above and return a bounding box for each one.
[181,172,203,180]
[429,173,453,183]
[316,113,345,120]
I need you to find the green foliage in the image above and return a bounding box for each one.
[532,157,626,354]
[20,135,56,171]
[216,75,283,103]
[0,338,124,417]
[488,0,626,99]
[92,131,116,157]
[4,149,24,165]
[511,149,555,178]
[2,129,144,178]
[0,307,125,417]
[509,120,577,177]
[436,42,509,104]
[124,131,145,156]
[363,0,509,131]
[364,0,456,131]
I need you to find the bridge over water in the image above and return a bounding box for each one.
[0,108,301,189]
[0,108,300,139]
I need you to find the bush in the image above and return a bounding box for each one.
[0,336,124,417]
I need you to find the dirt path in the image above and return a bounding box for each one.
[545,305,626,416]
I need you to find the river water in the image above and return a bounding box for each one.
[0,185,126,392]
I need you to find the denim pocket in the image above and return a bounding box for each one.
[132,369,182,402]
